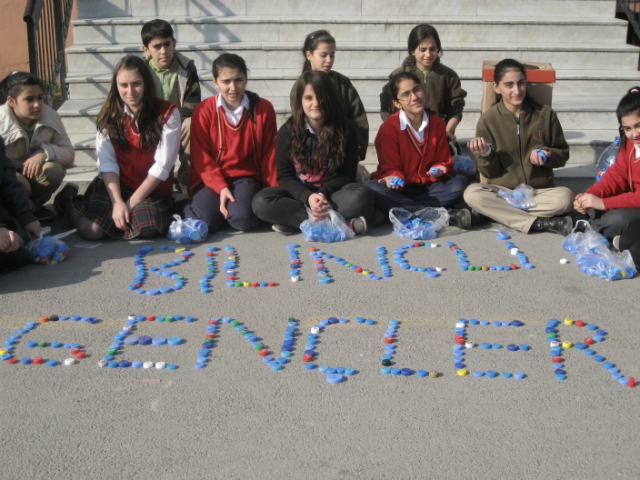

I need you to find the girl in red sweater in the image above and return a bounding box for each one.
[368,72,471,227]
[575,88,640,261]
[180,53,277,233]
[55,55,180,240]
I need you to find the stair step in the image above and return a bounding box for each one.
[72,15,628,46]
[66,41,640,73]
[66,68,640,100]
[77,0,615,20]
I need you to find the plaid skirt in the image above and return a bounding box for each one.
[73,176,173,240]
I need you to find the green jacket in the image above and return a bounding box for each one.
[379,62,466,122]
[475,99,570,189]
[146,52,201,120]
[290,70,369,159]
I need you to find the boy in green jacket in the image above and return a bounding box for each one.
[142,19,201,194]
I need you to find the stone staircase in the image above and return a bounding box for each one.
[60,0,640,182]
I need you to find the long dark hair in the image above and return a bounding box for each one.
[401,24,442,70]
[301,30,336,73]
[96,55,164,151]
[389,71,423,101]
[213,52,248,79]
[492,58,534,105]
[287,70,347,170]
[616,86,640,140]
[0,72,45,105]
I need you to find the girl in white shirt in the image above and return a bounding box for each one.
[54,55,181,240]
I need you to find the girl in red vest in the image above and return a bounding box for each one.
[54,55,180,240]
[180,53,277,233]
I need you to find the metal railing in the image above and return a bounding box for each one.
[618,0,640,44]
[23,0,74,106]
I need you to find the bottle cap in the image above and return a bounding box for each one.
[327,374,343,384]
[155,362,166,369]
[152,337,167,346]
[474,371,484,377]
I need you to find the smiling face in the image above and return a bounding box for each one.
[305,42,336,74]
[302,84,324,127]
[494,69,527,113]
[411,38,439,72]
[392,78,425,116]
[7,85,44,127]
[213,67,248,110]
[116,68,145,114]
[621,112,640,145]
[143,36,176,70]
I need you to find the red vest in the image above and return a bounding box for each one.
[113,99,177,198]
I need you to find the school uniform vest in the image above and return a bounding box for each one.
[113,99,176,198]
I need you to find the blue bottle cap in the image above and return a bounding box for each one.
[131,361,143,368]
[474,371,484,377]
[167,336,182,346]
[612,373,623,380]
[355,317,365,323]
[492,321,501,327]
[195,361,206,369]
[555,374,566,380]
[400,368,412,376]
[166,364,177,370]
[507,344,519,351]
[584,349,595,356]
[454,362,465,369]
[608,367,619,373]
[519,344,530,351]
[514,372,525,380]
[593,355,605,362]
[553,363,564,368]
[46,359,58,367]
[318,365,328,373]
[21,357,31,365]
[480,320,489,326]
[481,343,491,349]
[602,362,614,369]
[118,360,130,368]
[304,363,315,370]
[327,374,343,384]
[107,361,118,368]
[554,369,566,375]
[390,368,401,375]
[492,343,502,349]
[619,377,629,385]
[486,370,498,378]
[201,342,213,349]
[365,319,375,325]
[124,337,138,345]
[26,341,37,348]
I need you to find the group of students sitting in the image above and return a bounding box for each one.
[1,21,639,274]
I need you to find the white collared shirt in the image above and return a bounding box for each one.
[217,93,250,126]
[634,143,640,159]
[304,119,316,134]
[96,104,181,182]
[399,109,429,143]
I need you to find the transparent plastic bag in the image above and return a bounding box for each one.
[450,142,478,180]
[167,214,208,244]
[595,137,620,182]
[389,207,449,240]
[300,209,355,243]
[497,184,536,210]
[563,221,635,280]
[356,163,371,185]
[26,236,70,265]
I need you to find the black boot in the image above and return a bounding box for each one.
[448,208,471,229]
[531,215,573,236]
[470,209,491,226]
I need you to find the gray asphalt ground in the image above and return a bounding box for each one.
[1,179,639,480]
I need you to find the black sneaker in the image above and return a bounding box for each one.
[272,224,298,235]
[531,215,573,236]
[373,207,388,226]
[447,208,471,229]
[53,183,79,217]
[348,216,367,235]
[33,207,56,223]
[470,208,491,226]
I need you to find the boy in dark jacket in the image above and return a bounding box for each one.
[142,19,202,192]
[0,135,40,273]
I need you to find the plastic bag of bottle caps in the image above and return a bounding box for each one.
[389,207,449,240]
[563,221,635,280]
[26,236,70,265]
[498,184,536,209]
[167,215,208,244]
[451,154,478,180]
[300,209,355,243]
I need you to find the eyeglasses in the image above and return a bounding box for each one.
[397,85,424,102]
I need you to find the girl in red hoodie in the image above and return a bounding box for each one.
[368,72,470,227]
[181,53,277,233]
[575,88,640,262]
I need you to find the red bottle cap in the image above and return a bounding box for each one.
[384,337,393,344]
[552,356,562,363]
[584,338,594,345]
[205,332,215,338]
[40,316,48,323]
[628,377,635,388]
[146,315,155,321]
[227,275,235,280]
[575,320,585,327]
[33,357,43,364]
[251,282,259,287]
[7,358,17,364]
[302,354,312,362]
[258,348,269,356]
[267,281,276,287]
[70,348,80,354]
[75,352,86,359]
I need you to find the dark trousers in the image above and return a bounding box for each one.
[366,176,469,213]
[180,176,263,233]
[619,221,640,266]
[252,182,375,230]
[587,207,640,239]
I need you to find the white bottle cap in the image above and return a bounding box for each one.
[155,362,166,369]
[64,358,75,366]
[143,361,154,369]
